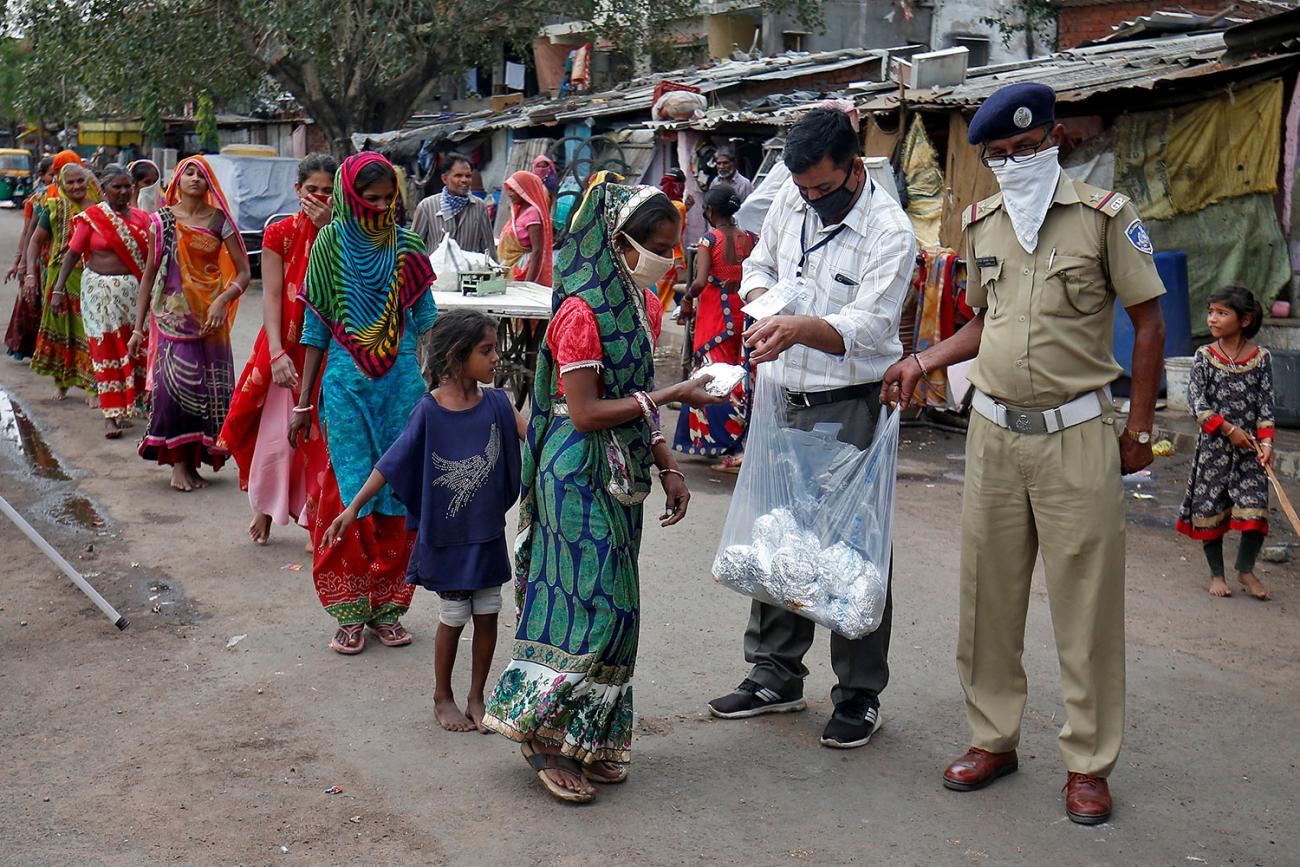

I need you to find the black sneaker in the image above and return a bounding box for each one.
[707,678,807,719]
[819,696,883,749]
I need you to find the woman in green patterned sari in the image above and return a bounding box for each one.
[483,179,725,803]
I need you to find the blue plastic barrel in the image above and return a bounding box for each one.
[1113,250,1193,379]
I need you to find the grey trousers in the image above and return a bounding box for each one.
[743,388,894,706]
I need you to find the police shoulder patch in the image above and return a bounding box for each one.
[1125,218,1153,254]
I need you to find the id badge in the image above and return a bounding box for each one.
[743,275,811,319]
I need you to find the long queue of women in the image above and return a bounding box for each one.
[3,147,763,804]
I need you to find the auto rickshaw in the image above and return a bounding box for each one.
[0,148,34,207]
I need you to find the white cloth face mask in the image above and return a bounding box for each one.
[990,146,1061,254]
[620,234,676,289]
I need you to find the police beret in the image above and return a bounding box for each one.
[967,83,1057,144]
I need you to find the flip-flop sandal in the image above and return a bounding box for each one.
[369,622,413,647]
[711,455,743,474]
[521,742,594,804]
[329,624,366,655]
[583,761,629,784]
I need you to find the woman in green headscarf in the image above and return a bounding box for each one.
[482,178,724,804]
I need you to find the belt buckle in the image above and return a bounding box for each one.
[787,391,809,408]
[1008,409,1046,435]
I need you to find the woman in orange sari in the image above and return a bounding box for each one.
[218,154,336,544]
[128,156,250,492]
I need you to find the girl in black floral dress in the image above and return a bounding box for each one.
[1176,287,1275,600]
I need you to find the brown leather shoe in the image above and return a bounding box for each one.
[942,747,1019,792]
[1064,772,1112,825]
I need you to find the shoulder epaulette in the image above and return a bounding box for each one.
[1079,185,1129,218]
[962,192,1003,230]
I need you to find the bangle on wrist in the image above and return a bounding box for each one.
[292,404,314,414]
[659,467,685,481]
[911,352,929,377]
[270,349,288,364]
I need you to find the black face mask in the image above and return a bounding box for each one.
[801,163,859,224]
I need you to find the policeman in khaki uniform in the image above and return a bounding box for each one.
[883,83,1166,825]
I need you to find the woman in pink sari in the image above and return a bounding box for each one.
[500,171,553,286]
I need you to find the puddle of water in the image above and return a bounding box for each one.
[0,387,71,480]
[53,495,106,529]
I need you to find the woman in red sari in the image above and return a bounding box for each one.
[50,165,149,437]
[218,154,336,545]
[5,157,54,361]
[673,184,755,470]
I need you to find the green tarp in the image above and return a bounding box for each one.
[1145,192,1289,337]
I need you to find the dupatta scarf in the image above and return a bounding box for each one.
[300,152,433,379]
[148,155,244,341]
[78,203,149,279]
[128,159,164,212]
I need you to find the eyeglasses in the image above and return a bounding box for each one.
[980,128,1053,168]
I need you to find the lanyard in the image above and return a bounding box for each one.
[797,210,847,277]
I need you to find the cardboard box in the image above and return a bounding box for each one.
[491,93,524,111]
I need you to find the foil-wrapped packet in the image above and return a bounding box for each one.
[715,544,766,594]
[752,509,799,549]
[817,542,867,597]
[826,562,887,638]
[768,546,826,610]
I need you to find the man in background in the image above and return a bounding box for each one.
[411,152,494,256]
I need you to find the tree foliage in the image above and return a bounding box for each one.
[6,0,823,155]
[981,0,1058,58]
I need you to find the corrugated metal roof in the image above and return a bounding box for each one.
[355,48,888,152]
[852,31,1297,110]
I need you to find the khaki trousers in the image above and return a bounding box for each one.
[957,413,1126,777]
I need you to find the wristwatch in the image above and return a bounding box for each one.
[1124,429,1152,444]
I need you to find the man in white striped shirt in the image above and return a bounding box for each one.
[708,109,917,748]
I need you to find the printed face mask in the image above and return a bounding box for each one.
[800,164,858,225]
[620,234,676,288]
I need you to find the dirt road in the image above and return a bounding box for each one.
[0,207,1296,865]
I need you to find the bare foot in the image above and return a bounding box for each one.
[304,539,313,555]
[103,417,123,439]
[533,739,596,797]
[466,695,489,733]
[85,393,98,408]
[53,387,67,401]
[435,695,475,732]
[170,465,194,492]
[1238,572,1272,601]
[1209,575,1232,597]
[186,465,209,489]
[249,513,271,545]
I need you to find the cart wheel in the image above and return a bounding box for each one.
[494,318,540,411]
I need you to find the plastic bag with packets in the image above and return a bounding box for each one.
[711,358,899,639]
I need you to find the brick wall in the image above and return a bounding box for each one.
[1059,1,1233,48]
